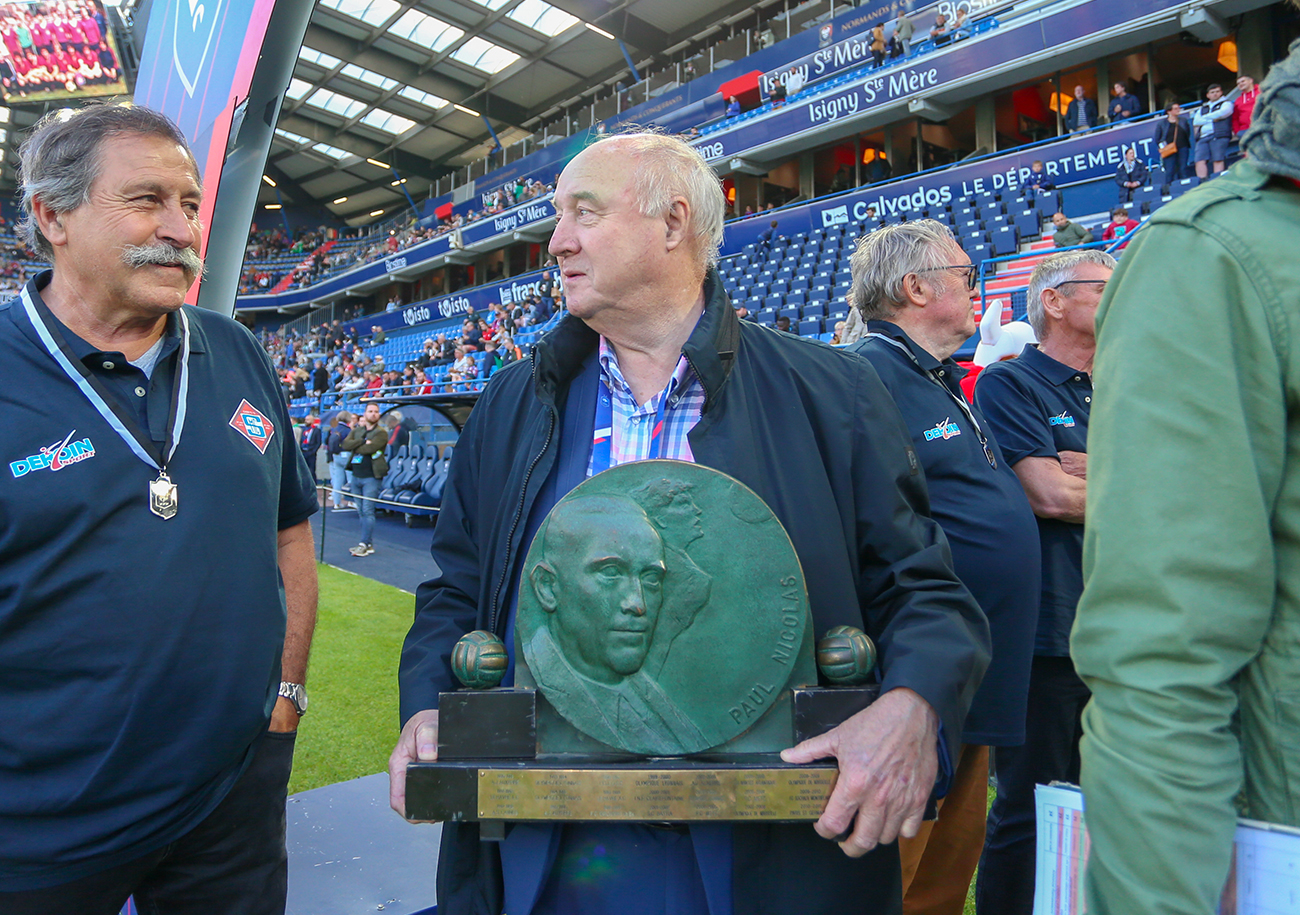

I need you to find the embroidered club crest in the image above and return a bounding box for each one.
[229,399,275,453]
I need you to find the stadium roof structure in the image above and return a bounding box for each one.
[259,0,775,224]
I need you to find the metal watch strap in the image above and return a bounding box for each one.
[278,681,308,716]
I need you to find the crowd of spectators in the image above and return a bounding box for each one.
[239,227,337,293]
[239,177,556,298]
[262,278,561,404]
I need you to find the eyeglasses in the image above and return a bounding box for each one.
[1051,280,1108,295]
[917,264,978,290]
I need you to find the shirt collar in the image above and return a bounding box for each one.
[1020,344,1089,386]
[597,336,694,406]
[27,270,195,366]
[866,319,951,371]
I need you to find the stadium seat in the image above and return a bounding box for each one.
[1013,208,1042,238]
[1031,192,1060,217]
[798,317,824,336]
[991,226,1018,257]
[1131,185,1162,214]
[802,302,827,319]
[1168,176,1200,198]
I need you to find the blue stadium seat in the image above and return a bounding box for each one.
[779,306,800,322]
[1013,208,1042,238]
[789,277,811,292]
[1131,185,1161,215]
[785,292,807,308]
[1031,192,1060,217]
[763,294,782,310]
[1168,176,1200,197]
[802,302,827,319]
[798,317,824,336]
[991,226,1018,257]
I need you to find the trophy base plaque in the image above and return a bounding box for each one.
[406,684,882,825]
[406,755,838,824]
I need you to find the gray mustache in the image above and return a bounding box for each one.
[120,243,206,277]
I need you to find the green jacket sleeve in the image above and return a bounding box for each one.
[1074,203,1287,913]
[342,425,387,455]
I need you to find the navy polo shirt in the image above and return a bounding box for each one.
[849,323,1040,746]
[974,345,1091,657]
[0,273,318,891]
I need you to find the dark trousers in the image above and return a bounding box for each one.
[1,730,296,915]
[1162,148,1191,186]
[974,656,1089,915]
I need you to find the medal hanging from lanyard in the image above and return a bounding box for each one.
[866,332,998,469]
[21,287,191,519]
[590,376,671,476]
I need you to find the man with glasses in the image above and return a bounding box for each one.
[971,249,1115,915]
[846,221,1040,915]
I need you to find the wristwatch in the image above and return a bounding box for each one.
[278,681,309,716]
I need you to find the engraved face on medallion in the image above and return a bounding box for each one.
[517,461,812,757]
[528,495,667,683]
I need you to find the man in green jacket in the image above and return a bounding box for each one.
[1073,38,1300,915]
[342,401,390,557]
[1050,211,1092,247]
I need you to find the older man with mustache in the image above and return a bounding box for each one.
[0,102,319,915]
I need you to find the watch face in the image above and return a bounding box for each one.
[280,682,308,714]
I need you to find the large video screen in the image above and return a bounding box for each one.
[0,1,128,104]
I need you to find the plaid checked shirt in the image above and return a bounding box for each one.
[586,336,705,475]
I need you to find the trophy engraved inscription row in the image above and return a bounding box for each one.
[405,461,879,825]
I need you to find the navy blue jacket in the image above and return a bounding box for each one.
[399,272,989,914]
[850,323,1039,747]
[1115,158,1149,190]
[1065,96,1099,131]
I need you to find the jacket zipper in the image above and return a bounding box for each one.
[487,367,557,634]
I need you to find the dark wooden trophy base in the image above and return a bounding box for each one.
[404,684,879,825]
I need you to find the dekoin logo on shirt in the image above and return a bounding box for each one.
[923,417,961,441]
[10,429,96,477]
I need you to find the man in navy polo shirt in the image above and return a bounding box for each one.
[972,249,1115,915]
[845,220,1040,915]
[0,103,318,914]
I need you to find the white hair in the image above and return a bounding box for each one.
[590,131,726,271]
[848,219,960,320]
[1025,249,1118,337]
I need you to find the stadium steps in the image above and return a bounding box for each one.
[271,240,337,294]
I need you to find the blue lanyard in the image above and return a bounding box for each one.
[866,332,997,469]
[590,376,671,475]
[21,285,190,472]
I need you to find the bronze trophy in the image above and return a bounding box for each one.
[405,461,878,829]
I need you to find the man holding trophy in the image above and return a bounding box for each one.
[391,132,989,915]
